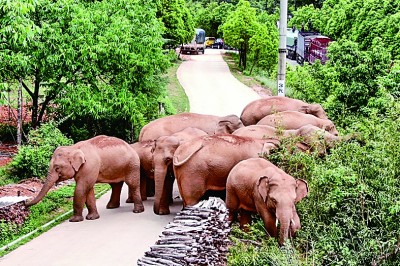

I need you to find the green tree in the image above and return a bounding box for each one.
[248,20,278,74]
[191,1,235,38]
[0,0,169,131]
[221,0,259,69]
[156,0,195,47]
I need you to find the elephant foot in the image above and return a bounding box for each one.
[157,209,170,215]
[133,204,145,213]
[106,202,120,209]
[69,215,84,222]
[126,197,134,203]
[86,212,100,220]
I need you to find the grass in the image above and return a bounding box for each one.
[165,58,190,113]
[222,52,275,95]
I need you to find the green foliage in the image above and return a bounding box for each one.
[228,222,303,265]
[6,122,72,181]
[221,0,259,69]
[0,0,170,131]
[156,0,195,46]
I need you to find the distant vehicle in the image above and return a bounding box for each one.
[180,28,206,55]
[295,31,332,65]
[205,37,216,48]
[286,28,298,60]
[212,38,224,49]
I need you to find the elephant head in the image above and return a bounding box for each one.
[152,136,180,215]
[214,115,244,134]
[257,175,308,245]
[26,147,85,206]
[300,104,329,120]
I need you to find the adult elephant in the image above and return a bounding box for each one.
[226,158,308,245]
[153,127,208,215]
[232,125,279,139]
[257,111,339,136]
[130,140,156,201]
[139,112,243,141]
[26,135,144,222]
[173,134,279,208]
[240,96,328,126]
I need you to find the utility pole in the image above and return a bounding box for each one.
[277,0,288,96]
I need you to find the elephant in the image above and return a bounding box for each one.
[26,135,144,222]
[226,158,308,245]
[232,125,280,140]
[240,96,328,126]
[173,134,279,208]
[153,127,208,215]
[130,140,156,201]
[285,124,360,156]
[257,111,339,136]
[139,112,244,141]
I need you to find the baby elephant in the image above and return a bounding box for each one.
[226,158,308,245]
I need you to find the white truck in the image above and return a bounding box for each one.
[180,28,206,55]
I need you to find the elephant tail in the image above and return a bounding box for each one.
[173,143,204,167]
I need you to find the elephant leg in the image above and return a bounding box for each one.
[69,183,88,222]
[85,187,100,220]
[125,168,145,213]
[258,207,278,238]
[139,172,147,201]
[107,182,123,209]
[179,178,206,207]
[166,170,175,205]
[239,209,253,231]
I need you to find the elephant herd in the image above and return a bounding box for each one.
[26,96,348,244]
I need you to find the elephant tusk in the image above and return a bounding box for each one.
[291,219,295,227]
[276,219,279,228]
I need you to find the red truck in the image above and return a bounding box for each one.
[295,31,332,65]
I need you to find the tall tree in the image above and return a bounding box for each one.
[0,0,169,129]
[156,0,195,47]
[220,0,259,69]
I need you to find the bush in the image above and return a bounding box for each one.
[6,122,73,181]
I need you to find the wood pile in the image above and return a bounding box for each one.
[137,197,231,266]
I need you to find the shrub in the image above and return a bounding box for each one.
[7,122,73,181]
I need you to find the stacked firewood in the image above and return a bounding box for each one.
[137,197,231,266]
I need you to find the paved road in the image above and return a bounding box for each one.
[178,49,260,116]
[0,48,261,266]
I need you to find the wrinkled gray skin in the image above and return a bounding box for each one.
[240,96,328,126]
[226,158,308,245]
[26,135,144,222]
[173,134,279,208]
[153,127,208,215]
[139,112,244,141]
[130,140,156,201]
[257,111,339,136]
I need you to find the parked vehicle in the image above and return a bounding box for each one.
[180,28,206,55]
[205,37,216,48]
[211,38,224,49]
[295,31,332,65]
[286,28,298,60]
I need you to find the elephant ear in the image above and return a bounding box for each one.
[70,149,86,172]
[295,179,309,203]
[257,176,269,202]
[215,120,231,134]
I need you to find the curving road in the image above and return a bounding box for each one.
[0,48,260,266]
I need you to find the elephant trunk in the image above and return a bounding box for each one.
[153,163,169,215]
[25,170,59,206]
[276,210,293,246]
